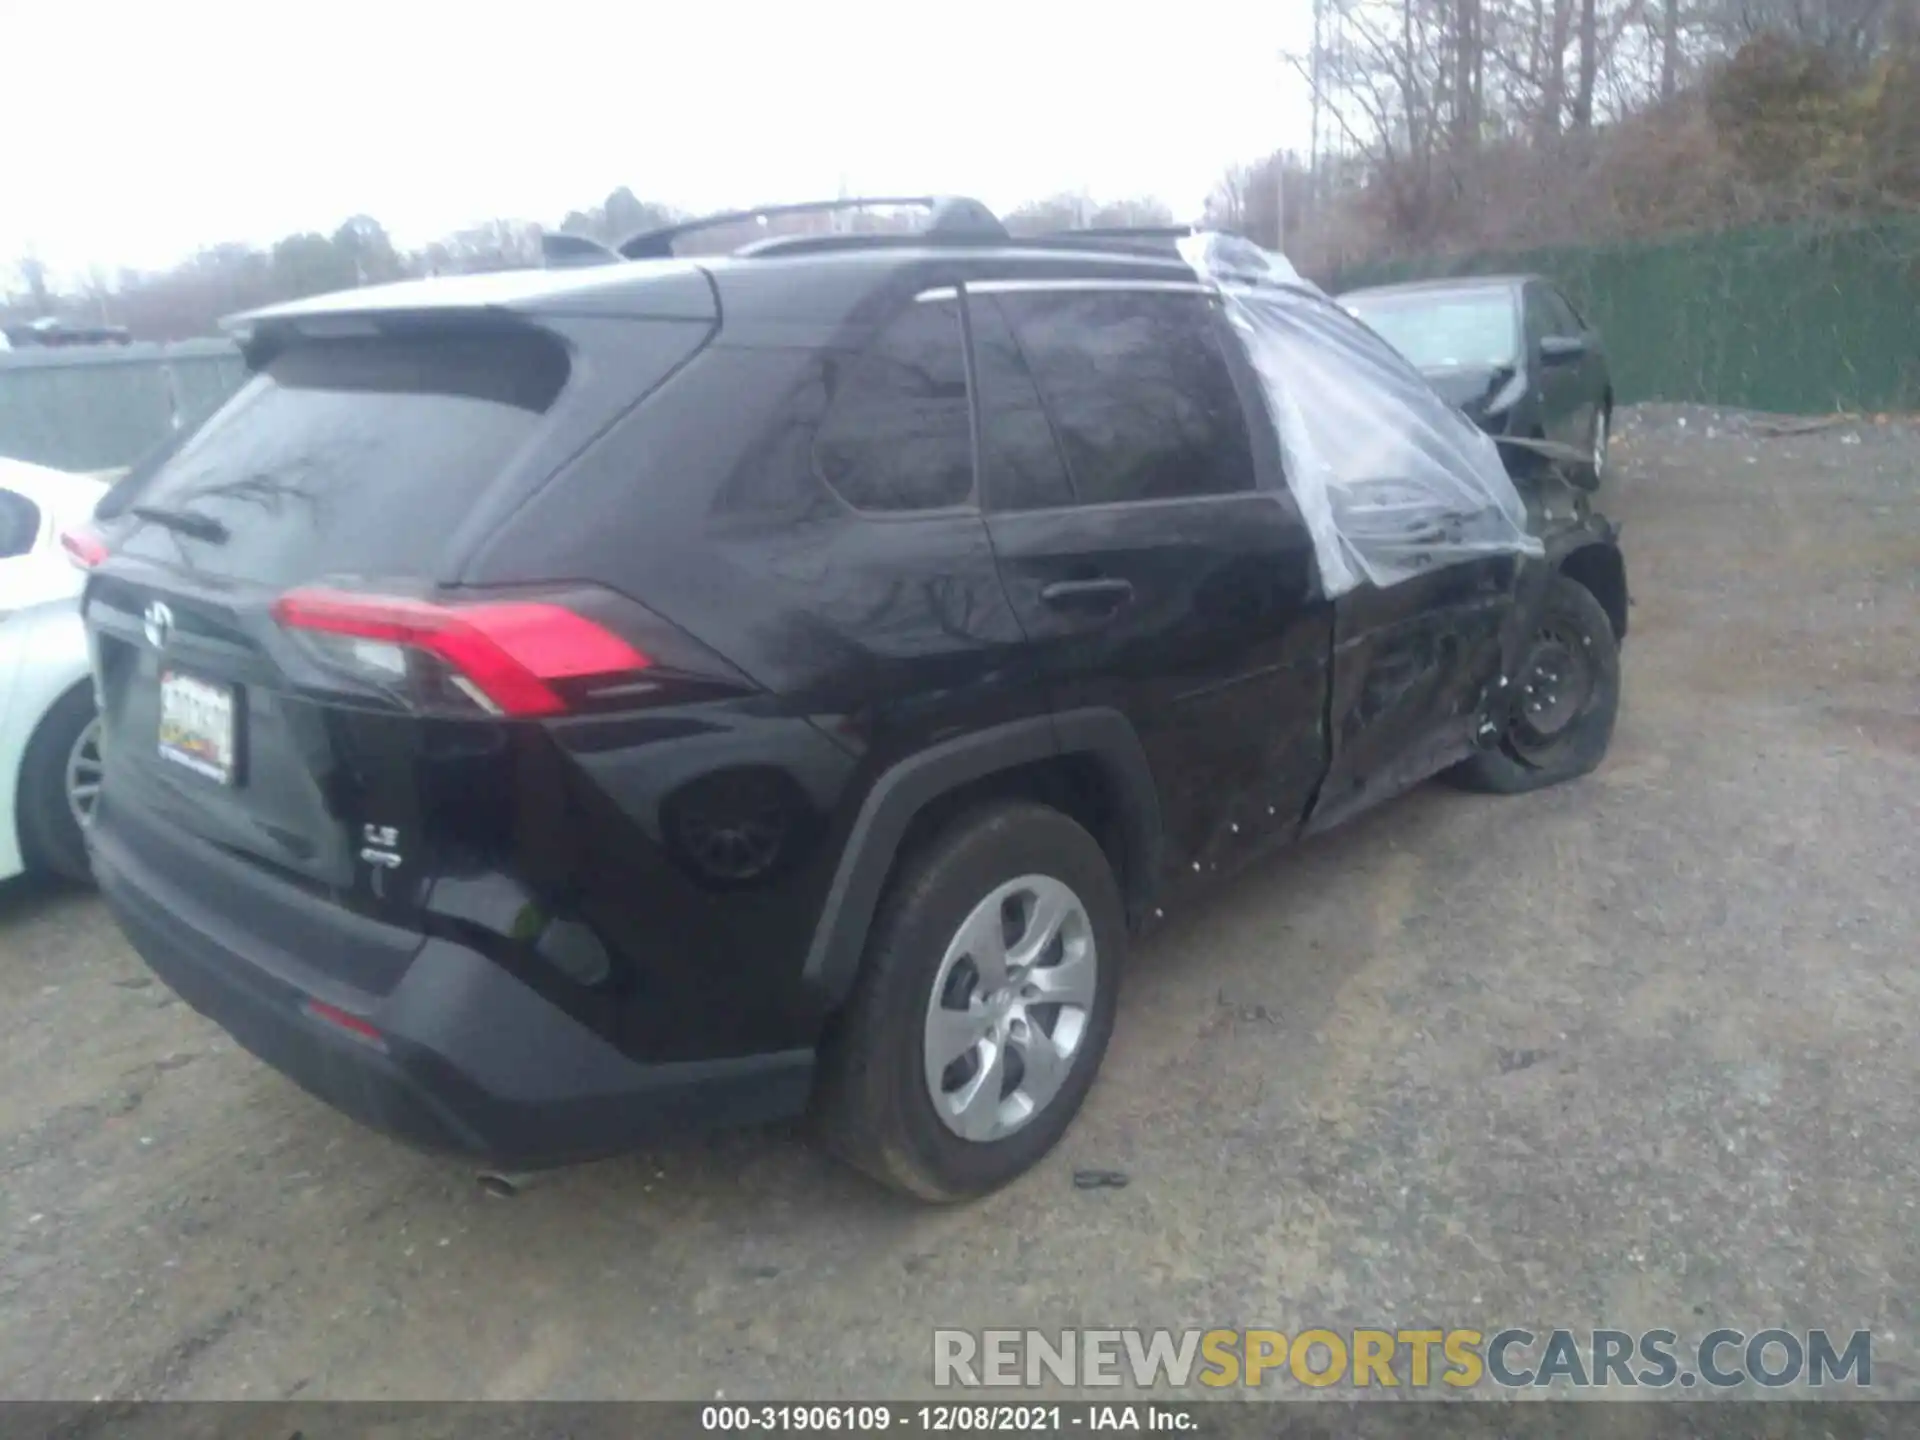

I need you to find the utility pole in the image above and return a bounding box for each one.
[1275,45,1289,251]
[1274,160,1286,250]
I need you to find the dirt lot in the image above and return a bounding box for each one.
[2,410,1917,1402]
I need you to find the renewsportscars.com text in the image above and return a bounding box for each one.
[932,1328,1873,1391]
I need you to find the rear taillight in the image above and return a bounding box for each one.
[271,587,653,718]
[61,527,108,569]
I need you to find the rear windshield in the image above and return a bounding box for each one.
[115,330,568,586]
[1343,291,1519,372]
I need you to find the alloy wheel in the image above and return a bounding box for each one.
[64,717,102,828]
[923,874,1099,1143]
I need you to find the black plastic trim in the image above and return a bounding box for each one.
[800,708,1161,1007]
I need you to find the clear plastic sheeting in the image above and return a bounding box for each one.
[1178,232,1541,597]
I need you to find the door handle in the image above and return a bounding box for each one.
[1039,577,1135,609]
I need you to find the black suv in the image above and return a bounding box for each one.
[77,199,1627,1201]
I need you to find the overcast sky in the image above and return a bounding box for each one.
[6,0,1314,280]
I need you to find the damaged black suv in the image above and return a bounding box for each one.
[76,199,1626,1201]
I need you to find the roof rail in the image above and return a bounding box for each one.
[1034,227,1198,257]
[732,230,1203,263]
[616,196,1007,259]
[1036,225,1199,242]
[540,232,622,269]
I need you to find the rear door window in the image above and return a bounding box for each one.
[813,298,974,512]
[116,330,569,586]
[968,296,1074,513]
[992,290,1256,506]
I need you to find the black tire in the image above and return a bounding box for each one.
[17,684,98,884]
[813,801,1125,1202]
[1448,573,1620,795]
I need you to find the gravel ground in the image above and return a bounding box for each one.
[1,408,1916,1402]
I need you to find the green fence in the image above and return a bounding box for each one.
[1331,218,1920,416]
[0,340,248,474]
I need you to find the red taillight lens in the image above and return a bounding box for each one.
[61,527,108,569]
[271,587,651,717]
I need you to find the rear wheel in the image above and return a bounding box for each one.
[1449,573,1620,794]
[814,801,1124,1201]
[18,685,100,884]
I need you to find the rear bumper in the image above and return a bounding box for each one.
[91,812,814,1168]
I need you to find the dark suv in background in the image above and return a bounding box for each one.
[1340,275,1614,483]
[75,199,1627,1201]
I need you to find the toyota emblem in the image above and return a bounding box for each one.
[142,600,174,649]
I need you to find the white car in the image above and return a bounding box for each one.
[0,457,108,883]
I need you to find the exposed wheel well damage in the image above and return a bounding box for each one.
[1559,543,1628,641]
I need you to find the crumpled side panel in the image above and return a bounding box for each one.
[1179,233,1541,596]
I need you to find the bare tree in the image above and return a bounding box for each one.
[15,253,53,315]
[1543,0,1574,134]
[1710,0,1896,64]
[1221,0,1916,270]
[1573,0,1601,126]
[1455,0,1485,152]
[1652,0,1679,98]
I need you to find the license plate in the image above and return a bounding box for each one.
[157,670,237,784]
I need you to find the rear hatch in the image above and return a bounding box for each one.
[85,303,718,932]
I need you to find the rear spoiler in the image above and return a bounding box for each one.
[541,233,622,269]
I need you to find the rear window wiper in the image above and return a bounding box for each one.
[130,504,230,544]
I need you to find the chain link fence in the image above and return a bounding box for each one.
[0,340,248,475]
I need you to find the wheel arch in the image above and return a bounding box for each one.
[1558,540,1629,641]
[801,710,1162,1010]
